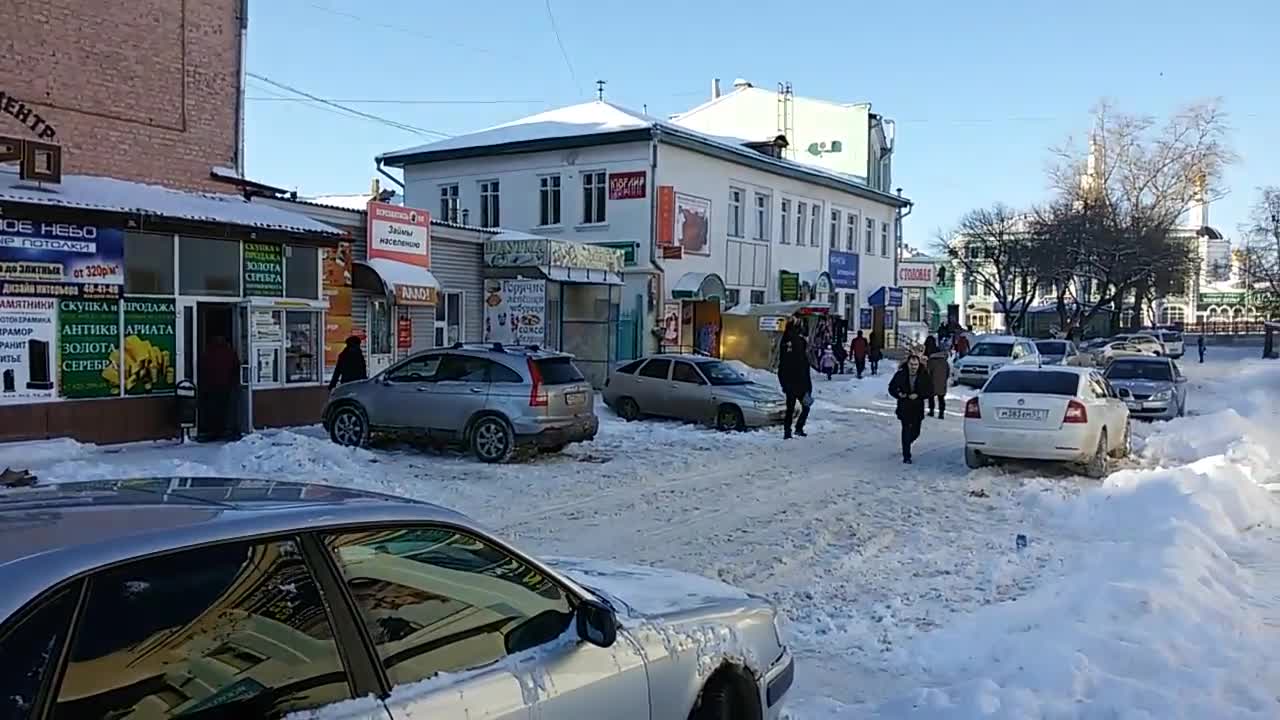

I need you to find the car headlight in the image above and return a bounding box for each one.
[772,611,788,647]
[1151,389,1172,401]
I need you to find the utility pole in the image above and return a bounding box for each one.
[595,80,606,101]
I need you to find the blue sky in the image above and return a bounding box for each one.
[245,0,1278,248]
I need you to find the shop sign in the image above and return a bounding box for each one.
[1198,292,1247,307]
[898,262,936,288]
[58,298,120,399]
[122,298,176,395]
[0,296,57,404]
[0,217,123,298]
[869,285,903,307]
[483,279,545,347]
[758,316,787,332]
[322,242,353,371]
[860,307,873,328]
[242,242,283,297]
[394,284,437,306]
[814,273,833,297]
[251,309,282,344]
[779,271,800,302]
[608,171,647,200]
[548,240,623,273]
[675,193,711,256]
[0,91,57,140]
[397,315,412,349]
[656,186,676,247]
[367,201,430,268]
[828,251,858,290]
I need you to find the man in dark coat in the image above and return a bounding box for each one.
[778,323,813,439]
[199,335,240,441]
[849,330,869,378]
[888,354,932,463]
[330,335,368,389]
[869,331,884,376]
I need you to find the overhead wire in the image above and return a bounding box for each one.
[543,0,583,97]
[246,72,452,138]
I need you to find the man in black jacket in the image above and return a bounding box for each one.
[778,323,813,439]
[329,335,368,390]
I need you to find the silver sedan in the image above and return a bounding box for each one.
[602,354,787,430]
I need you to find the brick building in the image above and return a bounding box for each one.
[1,0,245,192]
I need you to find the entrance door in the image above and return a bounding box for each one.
[180,301,249,439]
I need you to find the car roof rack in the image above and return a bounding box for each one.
[448,342,545,354]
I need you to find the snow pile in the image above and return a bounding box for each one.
[0,437,89,468]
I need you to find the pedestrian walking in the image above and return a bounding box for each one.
[329,335,368,389]
[833,341,848,375]
[953,332,970,359]
[889,354,932,463]
[849,330,869,378]
[869,331,884,376]
[819,344,837,380]
[924,336,951,418]
[778,323,813,439]
[1197,334,1206,363]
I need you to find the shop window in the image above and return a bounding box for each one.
[582,170,606,224]
[724,288,741,308]
[178,236,239,296]
[124,232,174,294]
[479,180,500,228]
[285,246,319,299]
[440,184,459,223]
[750,290,765,305]
[539,174,562,226]
[563,284,610,322]
[367,299,393,356]
[434,292,463,347]
[286,311,321,383]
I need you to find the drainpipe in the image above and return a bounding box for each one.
[375,158,405,190]
[647,131,664,352]
[894,187,913,320]
[235,0,249,176]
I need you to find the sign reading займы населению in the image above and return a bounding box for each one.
[243,242,284,297]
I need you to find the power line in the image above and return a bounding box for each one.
[303,1,518,61]
[543,0,583,97]
[246,72,451,138]
[245,97,546,105]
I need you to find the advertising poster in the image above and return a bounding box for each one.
[367,201,430,267]
[483,279,546,347]
[122,298,176,395]
[674,193,711,256]
[0,296,58,404]
[397,315,412,349]
[242,242,284,297]
[828,250,859,290]
[58,298,121,399]
[0,217,124,298]
[322,241,353,370]
[656,186,676,247]
[662,301,681,346]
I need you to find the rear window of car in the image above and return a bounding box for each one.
[535,357,585,385]
[970,342,1014,357]
[1106,361,1173,381]
[1035,341,1068,355]
[615,359,644,375]
[1161,331,1183,342]
[983,370,1080,396]
[638,359,671,379]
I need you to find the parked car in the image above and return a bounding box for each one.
[1150,328,1186,358]
[1093,341,1158,366]
[964,366,1131,478]
[603,354,786,430]
[1104,355,1188,420]
[324,343,598,462]
[0,478,794,720]
[1113,333,1165,356]
[952,335,1042,387]
[1034,339,1086,366]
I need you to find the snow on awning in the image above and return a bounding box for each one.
[0,168,343,237]
[354,258,441,305]
[670,272,726,300]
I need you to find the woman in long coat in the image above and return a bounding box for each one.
[923,336,951,418]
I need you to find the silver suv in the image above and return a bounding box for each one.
[324,343,598,462]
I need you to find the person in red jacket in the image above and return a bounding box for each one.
[849,330,869,378]
[199,335,240,441]
[952,332,971,358]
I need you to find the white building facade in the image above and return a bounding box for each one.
[378,101,910,358]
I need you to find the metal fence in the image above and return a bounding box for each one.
[1187,320,1267,336]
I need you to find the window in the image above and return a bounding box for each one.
[479,180,500,228]
[538,175,562,226]
[970,342,1014,357]
[846,214,858,252]
[967,276,979,297]
[750,289,766,305]
[368,298,393,355]
[440,184,460,223]
[178,236,239,296]
[532,356,585,384]
[795,201,807,246]
[434,291,463,346]
[809,204,821,247]
[582,170,606,224]
[865,217,875,254]
[779,199,791,244]
[0,586,78,719]
[671,361,706,385]
[881,220,890,257]
[124,232,174,294]
[639,358,671,379]
[435,354,491,382]
[285,245,319,299]
[387,355,442,382]
[696,360,750,385]
[323,526,573,686]
[830,209,840,249]
[984,370,1080,396]
[55,539,351,719]
[490,363,523,383]
[753,192,770,241]
[615,359,644,375]
[1106,361,1174,381]
[728,187,745,237]
[285,311,321,383]
[724,288,741,307]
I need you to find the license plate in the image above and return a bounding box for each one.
[995,407,1048,421]
[1126,401,1142,410]
[565,391,585,406]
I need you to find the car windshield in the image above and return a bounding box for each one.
[969,342,1014,357]
[983,370,1080,396]
[697,360,750,385]
[1036,341,1068,355]
[1107,362,1173,381]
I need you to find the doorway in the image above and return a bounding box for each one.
[179,300,248,439]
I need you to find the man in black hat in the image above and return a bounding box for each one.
[329,335,368,390]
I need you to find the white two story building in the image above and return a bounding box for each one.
[377,100,910,358]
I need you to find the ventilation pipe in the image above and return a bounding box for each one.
[711,78,721,99]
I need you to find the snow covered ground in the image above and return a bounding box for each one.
[4,349,1280,718]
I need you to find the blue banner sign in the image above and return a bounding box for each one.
[0,217,124,298]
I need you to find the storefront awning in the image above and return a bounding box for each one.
[354,257,441,305]
[545,266,623,285]
[670,272,726,300]
[484,234,625,285]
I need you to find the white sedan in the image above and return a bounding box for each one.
[963,366,1131,478]
[1095,341,1158,366]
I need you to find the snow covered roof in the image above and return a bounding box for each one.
[305,192,401,210]
[378,101,909,208]
[0,167,343,237]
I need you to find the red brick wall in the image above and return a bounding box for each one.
[0,0,243,193]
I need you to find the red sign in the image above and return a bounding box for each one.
[396,315,412,349]
[367,201,431,268]
[897,263,937,288]
[608,171,647,200]
[657,185,675,246]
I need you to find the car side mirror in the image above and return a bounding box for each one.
[576,597,618,648]
[1176,376,1188,384]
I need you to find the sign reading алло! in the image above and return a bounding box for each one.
[367,201,430,268]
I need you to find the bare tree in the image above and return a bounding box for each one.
[941,204,1040,333]
[1240,187,1280,318]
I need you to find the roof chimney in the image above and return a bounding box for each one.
[711,77,721,99]
[732,78,751,90]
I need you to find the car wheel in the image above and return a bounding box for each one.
[965,446,987,469]
[470,416,515,463]
[716,404,745,431]
[329,406,369,447]
[616,397,642,421]
[689,673,752,720]
[1110,421,1131,459]
[1083,429,1109,479]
